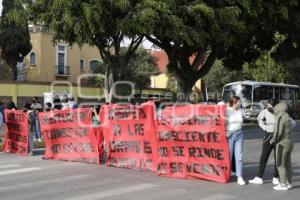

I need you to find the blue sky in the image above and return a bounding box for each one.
[0,0,2,14]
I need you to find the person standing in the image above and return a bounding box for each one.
[0,101,5,142]
[23,103,35,156]
[31,97,43,141]
[61,95,70,110]
[272,103,295,191]
[226,96,246,185]
[249,99,280,185]
[0,104,3,141]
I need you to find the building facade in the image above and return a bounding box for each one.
[23,27,101,83]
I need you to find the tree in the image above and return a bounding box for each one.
[24,0,144,102]
[203,60,242,94]
[244,52,286,83]
[0,58,13,80]
[129,1,300,101]
[0,0,32,80]
[92,47,159,96]
[282,58,300,86]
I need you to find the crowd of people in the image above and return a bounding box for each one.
[226,96,296,191]
[0,96,297,191]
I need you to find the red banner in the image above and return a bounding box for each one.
[100,102,157,171]
[156,104,230,183]
[38,109,100,164]
[2,110,29,156]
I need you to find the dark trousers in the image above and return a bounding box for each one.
[257,132,279,178]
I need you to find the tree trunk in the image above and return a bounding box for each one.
[177,80,194,102]
[12,64,18,81]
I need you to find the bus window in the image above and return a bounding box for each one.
[296,88,300,100]
[280,87,291,100]
[253,86,273,101]
[222,84,251,102]
[275,87,280,102]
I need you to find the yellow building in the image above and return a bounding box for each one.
[23,26,101,83]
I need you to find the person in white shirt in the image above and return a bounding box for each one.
[226,96,246,186]
[61,95,70,110]
[249,99,279,185]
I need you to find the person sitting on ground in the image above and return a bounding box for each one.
[271,103,295,191]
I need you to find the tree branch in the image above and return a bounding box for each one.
[192,49,206,70]
[195,52,217,80]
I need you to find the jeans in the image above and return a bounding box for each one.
[35,118,41,140]
[257,132,279,178]
[28,128,34,154]
[228,130,244,177]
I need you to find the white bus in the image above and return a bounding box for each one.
[222,81,299,120]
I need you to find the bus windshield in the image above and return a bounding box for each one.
[223,84,252,102]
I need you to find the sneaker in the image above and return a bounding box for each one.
[287,182,293,189]
[273,184,288,191]
[272,178,280,185]
[28,152,34,156]
[38,138,42,142]
[249,177,264,184]
[237,177,246,186]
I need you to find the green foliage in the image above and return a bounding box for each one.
[203,60,242,94]
[0,0,32,80]
[92,47,159,91]
[23,0,145,101]
[282,58,300,86]
[129,0,300,100]
[245,52,286,83]
[0,58,13,81]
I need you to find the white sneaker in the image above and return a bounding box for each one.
[273,184,289,191]
[237,177,246,186]
[272,178,280,185]
[287,182,293,189]
[249,177,264,184]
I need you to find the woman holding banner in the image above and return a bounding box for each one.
[226,96,246,186]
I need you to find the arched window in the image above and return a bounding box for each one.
[80,59,85,72]
[30,52,36,65]
[89,60,99,71]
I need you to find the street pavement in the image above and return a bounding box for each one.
[0,123,299,200]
